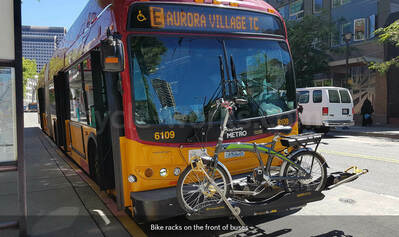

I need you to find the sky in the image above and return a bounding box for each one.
[22,0,90,30]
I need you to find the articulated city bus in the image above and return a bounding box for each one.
[37,0,298,221]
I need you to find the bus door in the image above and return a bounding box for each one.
[54,72,69,149]
[67,62,90,169]
[89,50,118,190]
[37,87,45,130]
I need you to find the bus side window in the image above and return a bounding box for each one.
[83,58,96,127]
[313,90,322,103]
[69,64,87,123]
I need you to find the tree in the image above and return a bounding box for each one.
[22,58,37,97]
[286,14,336,87]
[369,19,399,73]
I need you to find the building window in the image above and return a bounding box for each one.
[332,0,340,8]
[314,79,332,87]
[333,0,351,8]
[354,18,366,41]
[290,0,304,20]
[369,15,375,38]
[311,37,321,49]
[313,0,323,13]
[278,5,290,20]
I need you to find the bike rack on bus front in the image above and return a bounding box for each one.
[324,166,369,190]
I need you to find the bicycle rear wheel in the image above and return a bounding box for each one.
[281,151,327,192]
[176,162,230,214]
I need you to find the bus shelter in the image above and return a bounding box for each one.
[0,0,27,236]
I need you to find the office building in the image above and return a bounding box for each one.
[22,26,66,73]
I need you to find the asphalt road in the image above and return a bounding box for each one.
[25,113,399,237]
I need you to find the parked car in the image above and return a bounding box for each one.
[27,102,38,112]
[296,87,354,133]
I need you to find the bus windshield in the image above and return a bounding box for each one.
[129,36,296,126]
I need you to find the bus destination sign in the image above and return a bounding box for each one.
[129,4,284,36]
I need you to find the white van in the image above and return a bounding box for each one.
[296,87,354,132]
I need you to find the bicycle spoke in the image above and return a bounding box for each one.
[180,165,228,212]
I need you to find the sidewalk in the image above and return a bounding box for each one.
[0,126,132,237]
[331,125,399,139]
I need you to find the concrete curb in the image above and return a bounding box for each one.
[331,130,399,139]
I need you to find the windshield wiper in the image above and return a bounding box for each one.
[219,55,226,98]
[222,41,233,97]
[230,55,246,97]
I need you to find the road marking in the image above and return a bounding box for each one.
[380,193,399,201]
[319,149,399,164]
[326,136,399,144]
[93,209,111,225]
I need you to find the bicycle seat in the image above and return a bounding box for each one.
[266,125,292,134]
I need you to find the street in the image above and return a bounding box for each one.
[23,113,399,237]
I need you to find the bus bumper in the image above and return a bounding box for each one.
[130,187,184,222]
[322,120,354,127]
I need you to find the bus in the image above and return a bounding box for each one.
[37,0,298,222]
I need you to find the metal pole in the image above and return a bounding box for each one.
[14,0,27,236]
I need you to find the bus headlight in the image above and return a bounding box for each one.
[160,168,168,177]
[174,167,181,176]
[128,174,137,183]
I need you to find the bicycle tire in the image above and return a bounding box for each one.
[176,162,231,214]
[281,150,327,192]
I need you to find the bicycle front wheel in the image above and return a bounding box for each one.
[176,162,231,214]
[282,151,327,192]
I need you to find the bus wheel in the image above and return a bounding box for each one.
[88,140,100,184]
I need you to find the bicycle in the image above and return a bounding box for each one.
[176,98,328,217]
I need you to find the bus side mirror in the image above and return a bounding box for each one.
[101,35,125,72]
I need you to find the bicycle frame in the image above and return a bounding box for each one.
[221,143,313,181]
[210,100,312,183]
